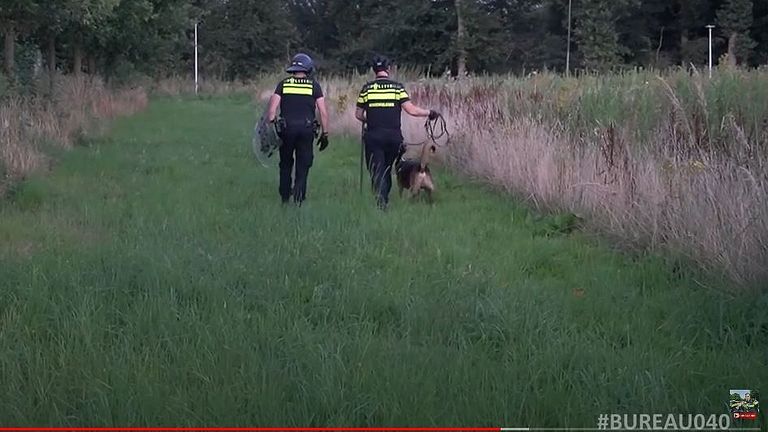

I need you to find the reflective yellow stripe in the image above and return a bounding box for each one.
[359,91,408,101]
[369,102,396,108]
[366,93,401,101]
[283,87,313,96]
[284,84,313,89]
[360,90,403,97]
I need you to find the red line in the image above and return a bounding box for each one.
[0,429,501,432]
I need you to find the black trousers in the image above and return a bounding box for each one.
[364,129,403,207]
[278,126,314,203]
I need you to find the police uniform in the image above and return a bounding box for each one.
[743,398,759,412]
[274,76,323,203]
[356,78,410,207]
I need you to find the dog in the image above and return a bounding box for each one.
[395,142,437,203]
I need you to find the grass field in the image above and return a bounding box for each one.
[0,95,765,427]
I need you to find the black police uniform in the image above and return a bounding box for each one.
[356,78,410,207]
[274,76,323,203]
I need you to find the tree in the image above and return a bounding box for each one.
[62,0,120,75]
[455,0,467,77]
[198,0,295,79]
[717,0,756,66]
[34,1,69,80]
[0,0,39,77]
[573,0,631,71]
[95,0,192,79]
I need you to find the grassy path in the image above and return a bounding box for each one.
[0,95,765,426]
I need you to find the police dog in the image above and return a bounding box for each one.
[395,142,436,203]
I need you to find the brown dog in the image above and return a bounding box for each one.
[395,142,436,202]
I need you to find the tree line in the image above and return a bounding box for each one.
[1,0,766,84]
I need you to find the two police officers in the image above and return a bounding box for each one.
[266,53,438,210]
[355,55,439,210]
[267,53,330,206]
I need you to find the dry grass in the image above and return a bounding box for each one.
[316,69,768,288]
[0,75,148,185]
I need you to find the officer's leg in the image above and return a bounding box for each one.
[379,139,400,206]
[292,129,315,204]
[364,136,376,191]
[278,131,296,202]
[367,140,388,207]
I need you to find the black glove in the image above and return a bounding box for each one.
[318,132,329,151]
[428,110,440,120]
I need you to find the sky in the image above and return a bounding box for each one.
[730,389,754,399]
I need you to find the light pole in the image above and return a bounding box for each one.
[706,24,715,78]
[566,0,573,76]
[194,21,199,95]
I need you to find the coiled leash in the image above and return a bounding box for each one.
[403,113,450,150]
[399,113,450,165]
[253,113,284,167]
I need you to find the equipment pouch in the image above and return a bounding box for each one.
[312,120,321,139]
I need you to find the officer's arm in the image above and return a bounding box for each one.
[402,101,430,117]
[267,93,281,122]
[316,96,330,134]
[355,107,366,123]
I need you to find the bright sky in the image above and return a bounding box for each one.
[731,389,753,399]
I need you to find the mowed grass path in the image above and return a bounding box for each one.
[0,95,765,427]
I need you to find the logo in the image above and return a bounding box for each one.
[730,389,760,421]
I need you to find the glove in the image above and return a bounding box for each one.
[318,132,329,151]
[428,110,440,120]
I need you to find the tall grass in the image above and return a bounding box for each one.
[0,75,148,189]
[310,69,768,287]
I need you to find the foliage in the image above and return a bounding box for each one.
[2,0,768,80]
[717,0,757,64]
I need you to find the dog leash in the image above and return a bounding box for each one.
[403,113,450,149]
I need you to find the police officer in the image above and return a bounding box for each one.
[743,393,759,412]
[267,53,329,206]
[355,55,439,210]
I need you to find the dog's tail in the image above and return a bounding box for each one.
[419,142,436,172]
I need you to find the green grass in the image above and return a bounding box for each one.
[0,95,765,427]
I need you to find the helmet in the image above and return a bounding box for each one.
[286,53,314,74]
[372,54,390,73]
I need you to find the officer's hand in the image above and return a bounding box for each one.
[318,132,329,151]
[428,110,440,120]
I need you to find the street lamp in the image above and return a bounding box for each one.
[706,24,715,78]
[194,21,199,95]
[566,0,573,76]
